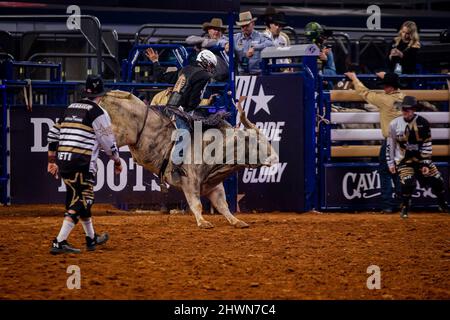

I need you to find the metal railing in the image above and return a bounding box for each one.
[28,53,120,80]
[4,60,62,81]
[0,15,104,75]
[123,44,189,82]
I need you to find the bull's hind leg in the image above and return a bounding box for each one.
[207,184,249,229]
[182,185,214,229]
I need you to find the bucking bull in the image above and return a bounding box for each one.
[100,91,279,229]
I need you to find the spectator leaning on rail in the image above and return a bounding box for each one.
[186,18,229,82]
[186,18,229,49]
[261,8,291,70]
[234,11,273,75]
[386,96,449,218]
[388,21,421,75]
[344,71,404,213]
[46,75,122,254]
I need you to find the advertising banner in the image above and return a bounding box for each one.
[9,106,185,207]
[235,75,305,212]
[322,163,449,209]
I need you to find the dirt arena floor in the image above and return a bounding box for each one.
[0,204,449,300]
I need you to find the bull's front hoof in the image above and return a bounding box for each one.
[233,220,249,229]
[198,221,215,229]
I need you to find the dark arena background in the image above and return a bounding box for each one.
[0,0,449,312]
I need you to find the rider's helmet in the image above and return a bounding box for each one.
[304,22,324,42]
[305,22,333,44]
[196,49,217,73]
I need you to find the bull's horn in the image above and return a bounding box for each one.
[234,96,256,129]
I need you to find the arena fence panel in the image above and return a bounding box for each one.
[318,73,450,211]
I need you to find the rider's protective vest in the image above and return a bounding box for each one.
[167,63,211,112]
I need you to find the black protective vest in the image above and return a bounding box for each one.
[167,64,208,111]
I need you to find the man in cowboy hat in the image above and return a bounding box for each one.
[234,11,273,75]
[46,75,122,254]
[185,17,229,81]
[344,71,404,213]
[261,8,290,48]
[202,18,228,48]
[186,17,228,50]
[261,8,291,69]
[386,96,449,218]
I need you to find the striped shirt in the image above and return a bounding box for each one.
[47,99,120,174]
[386,114,432,167]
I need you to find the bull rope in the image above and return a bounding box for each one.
[135,104,150,146]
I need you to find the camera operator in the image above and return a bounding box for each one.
[305,22,337,86]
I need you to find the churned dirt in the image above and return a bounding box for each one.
[0,204,449,300]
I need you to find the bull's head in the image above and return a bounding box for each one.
[234,96,279,168]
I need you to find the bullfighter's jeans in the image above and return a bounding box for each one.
[379,139,400,210]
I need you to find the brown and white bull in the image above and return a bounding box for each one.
[100,91,279,229]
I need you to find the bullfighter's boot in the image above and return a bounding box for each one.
[86,232,109,251]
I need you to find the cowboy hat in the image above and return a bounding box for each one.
[394,96,419,109]
[260,7,277,20]
[202,18,227,31]
[236,11,257,26]
[261,7,287,26]
[376,72,403,89]
[269,12,287,26]
[83,74,109,98]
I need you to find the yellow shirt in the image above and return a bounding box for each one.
[150,88,173,106]
[353,78,404,138]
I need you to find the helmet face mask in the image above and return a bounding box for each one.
[198,58,215,73]
[196,50,217,73]
[204,61,216,73]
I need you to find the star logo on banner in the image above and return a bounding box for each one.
[251,85,274,115]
